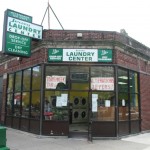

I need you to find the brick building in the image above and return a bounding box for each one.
[0,29,150,139]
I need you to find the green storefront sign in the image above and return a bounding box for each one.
[7,9,32,23]
[48,48,63,61]
[5,32,31,57]
[2,9,43,57]
[48,49,112,62]
[98,49,112,62]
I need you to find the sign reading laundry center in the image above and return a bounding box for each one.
[48,48,112,62]
[7,17,42,39]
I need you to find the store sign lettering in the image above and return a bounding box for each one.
[2,9,43,57]
[5,32,31,57]
[48,48,112,62]
[7,17,42,39]
[46,76,66,89]
[91,77,114,91]
[7,9,32,22]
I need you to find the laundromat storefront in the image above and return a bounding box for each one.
[5,49,140,138]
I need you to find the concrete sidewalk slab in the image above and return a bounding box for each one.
[6,128,150,150]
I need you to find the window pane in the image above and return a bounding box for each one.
[32,66,41,90]
[6,93,13,115]
[118,69,128,92]
[44,91,68,121]
[70,66,89,90]
[91,66,114,91]
[23,69,31,91]
[118,93,129,121]
[45,66,69,90]
[31,91,40,119]
[8,74,14,93]
[130,94,139,120]
[15,72,22,92]
[21,92,30,118]
[92,92,115,121]
[14,93,21,116]
[129,72,138,93]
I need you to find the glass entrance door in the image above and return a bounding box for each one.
[69,91,89,138]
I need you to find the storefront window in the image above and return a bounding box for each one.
[118,68,139,122]
[44,91,68,121]
[118,69,128,92]
[7,74,14,115]
[31,91,40,119]
[91,66,114,91]
[14,92,21,116]
[7,74,14,93]
[21,92,30,118]
[45,66,69,90]
[130,94,139,120]
[32,66,41,90]
[129,72,138,93]
[6,93,13,115]
[70,66,89,90]
[15,71,22,92]
[92,92,115,121]
[23,69,31,91]
[118,93,129,121]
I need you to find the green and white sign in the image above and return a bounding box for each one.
[2,9,43,57]
[7,9,32,23]
[98,49,112,62]
[48,49,112,62]
[5,32,31,57]
[7,17,42,39]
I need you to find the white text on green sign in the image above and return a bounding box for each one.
[7,9,32,22]
[5,32,31,57]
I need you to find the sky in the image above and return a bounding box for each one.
[1,0,150,50]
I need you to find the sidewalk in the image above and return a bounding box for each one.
[6,128,150,150]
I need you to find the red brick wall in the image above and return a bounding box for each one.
[115,49,138,70]
[140,73,150,131]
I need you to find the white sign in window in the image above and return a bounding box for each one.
[46,75,66,89]
[91,77,114,91]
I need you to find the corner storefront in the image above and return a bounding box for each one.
[0,30,150,139]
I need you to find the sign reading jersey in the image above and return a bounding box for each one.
[48,48,112,62]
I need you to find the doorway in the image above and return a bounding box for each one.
[69,91,89,138]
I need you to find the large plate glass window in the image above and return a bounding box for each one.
[32,66,41,90]
[6,74,14,115]
[118,68,129,121]
[129,71,139,120]
[91,66,115,121]
[45,66,69,121]
[44,91,68,121]
[45,66,69,90]
[70,66,89,90]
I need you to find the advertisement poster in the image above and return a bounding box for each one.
[46,75,66,89]
[91,77,114,91]
[56,94,68,107]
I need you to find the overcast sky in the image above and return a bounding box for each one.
[1,0,150,50]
